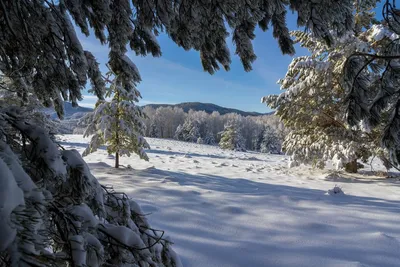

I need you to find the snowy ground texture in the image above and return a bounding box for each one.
[59,135,400,267]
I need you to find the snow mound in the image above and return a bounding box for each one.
[327,185,345,196]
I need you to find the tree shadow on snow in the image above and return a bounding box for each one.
[128,167,400,214]
[58,141,107,151]
[324,171,400,186]
[146,148,229,160]
[90,165,400,267]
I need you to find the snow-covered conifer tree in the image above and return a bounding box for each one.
[343,0,400,167]
[263,1,388,172]
[0,1,359,264]
[188,121,201,142]
[174,118,200,142]
[0,0,355,116]
[252,127,265,151]
[149,121,161,138]
[204,131,216,145]
[219,122,246,151]
[0,76,60,135]
[260,126,282,154]
[174,124,184,141]
[0,105,181,267]
[83,72,149,168]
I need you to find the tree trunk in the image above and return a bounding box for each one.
[345,159,358,173]
[115,90,120,169]
[115,152,119,168]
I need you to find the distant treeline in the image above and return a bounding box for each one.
[142,106,285,152]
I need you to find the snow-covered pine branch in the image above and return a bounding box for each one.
[343,0,400,167]
[260,126,282,154]
[0,106,181,267]
[263,1,390,173]
[219,120,246,152]
[0,0,354,119]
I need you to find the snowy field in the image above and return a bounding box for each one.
[58,135,400,267]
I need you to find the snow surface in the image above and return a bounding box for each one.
[58,135,400,267]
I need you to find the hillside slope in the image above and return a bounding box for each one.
[44,102,93,119]
[48,101,270,119]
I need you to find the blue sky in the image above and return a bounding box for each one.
[77,13,308,113]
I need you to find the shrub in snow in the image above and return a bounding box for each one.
[327,185,345,196]
[82,70,150,168]
[0,107,181,266]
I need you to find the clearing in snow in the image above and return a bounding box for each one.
[59,135,400,267]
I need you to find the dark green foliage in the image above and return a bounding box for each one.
[343,0,400,167]
[0,0,353,120]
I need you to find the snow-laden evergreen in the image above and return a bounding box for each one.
[263,2,393,172]
[174,118,200,143]
[0,76,61,135]
[219,121,246,151]
[149,122,161,138]
[143,106,284,150]
[0,0,355,118]
[203,131,216,145]
[260,126,282,154]
[0,107,181,266]
[83,72,149,168]
[343,0,400,167]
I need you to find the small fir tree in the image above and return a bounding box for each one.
[174,118,200,142]
[219,123,246,151]
[260,126,282,154]
[204,131,216,145]
[149,121,160,138]
[83,72,149,168]
[252,127,265,151]
[174,124,184,140]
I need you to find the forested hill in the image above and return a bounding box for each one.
[51,101,271,119]
[45,102,93,119]
[144,102,270,116]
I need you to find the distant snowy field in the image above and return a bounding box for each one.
[58,135,400,267]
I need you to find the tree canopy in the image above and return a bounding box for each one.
[0,0,354,118]
[344,0,400,167]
